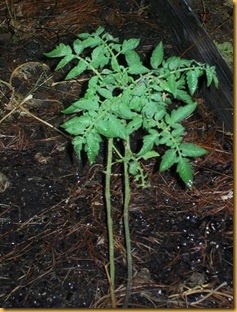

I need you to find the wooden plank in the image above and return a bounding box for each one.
[150,0,233,132]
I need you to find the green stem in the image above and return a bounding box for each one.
[105,138,116,308]
[122,139,133,308]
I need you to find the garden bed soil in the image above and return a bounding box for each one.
[0,0,233,308]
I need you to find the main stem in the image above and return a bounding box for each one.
[105,138,116,308]
[122,140,132,308]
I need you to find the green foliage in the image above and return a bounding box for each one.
[45,26,218,187]
[45,27,219,307]
[214,40,233,68]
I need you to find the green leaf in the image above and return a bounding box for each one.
[139,150,159,160]
[61,105,77,114]
[179,142,208,157]
[61,115,91,135]
[108,116,127,139]
[205,65,213,87]
[102,74,116,85]
[159,131,172,146]
[167,74,177,97]
[175,90,194,104]
[128,64,149,75]
[137,130,158,157]
[73,39,84,55]
[111,58,121,71]
[129,96,143,111]
[85,131,101,163]
[164,114,172,125]
[159,79,171,93]
[150,42,164,69]
[131,82,147,96]
[65,61,87,80]
[167,56,181,70]
[142,101,157,118]
[205,65,218,87]
[88,76,99,88]
[81,37,102,49]
[103,32,118,42]
[154,107,166,121]
[91,45,105,59]
[125,50,141,66]
[62,97,99,114]
[112,43,121,53]
[176,157,193,188]
[213,74,219,88]
[94,26,105,36]
[186,70,198,95]
[142,117,157,130]
[159,148,177,172]
[96,116,127,139]
[126,116,143,134]
[170,102,197,123]
[72,136,84,160]
[121,38,140,53]
[179,58,193,67]
[91,46,110,68]
[171,123,184,137]
[150,92,162,102]
[129,161,139,175]
[151,83,162,92]
[117,101,136,119]
[44,43,72,58]
[77,32,90,39]
[55,54,75,70]
[98,88,113,99]
[176,76,186,89]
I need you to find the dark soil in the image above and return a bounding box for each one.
[0,0,233,308]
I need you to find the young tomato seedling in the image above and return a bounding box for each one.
[45,26,218,308]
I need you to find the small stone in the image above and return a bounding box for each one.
[0,172,10,193]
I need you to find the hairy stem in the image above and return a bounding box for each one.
[122,139,132,308]
[105,138,116,308]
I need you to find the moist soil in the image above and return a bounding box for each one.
[0,0,233,308]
